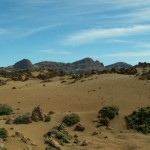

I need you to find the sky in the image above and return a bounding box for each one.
[0,0,150,67]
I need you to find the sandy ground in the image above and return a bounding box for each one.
[0,74,150,150]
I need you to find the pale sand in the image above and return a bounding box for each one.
[0,74,150,149]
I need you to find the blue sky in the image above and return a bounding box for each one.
[0,0,150,67]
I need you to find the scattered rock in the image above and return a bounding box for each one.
[75,124,85,131]
[15,132,23,137]
[31,142,36,146]
[48,111,55,115]
[21,136,28,144]
[5,117,14,124]
[74,138,81,145]
[49,139,61,150]
[81,140,89,146]
[106,125,113,130]
[92,131,99,136]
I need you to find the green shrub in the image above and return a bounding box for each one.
[44,128,72,143]
[44,115,51,122]
[97,118,110,127]
[0,104,13,115]
[13,115,32,124]
[63,113,80,126]
[126,106,150,134]
[99,106,119,119]
[0,128,8,140]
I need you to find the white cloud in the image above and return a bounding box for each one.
[19,24,61,38]
[64,25,150,45]
[39,49,72,55]
[101,50,150,57]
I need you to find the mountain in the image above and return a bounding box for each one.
[34,61,66,70]
[34,57,104,73]
[67,57,104,72]
[1,58,134,73]
[105,62,132,70]
[13,59,33,70]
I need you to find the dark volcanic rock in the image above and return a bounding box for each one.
[106,62,132,70]
[13,59,33,70]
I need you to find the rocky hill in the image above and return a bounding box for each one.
[105,62,132,70]
[13,59,33,70]
[32,57,104,73]
[0,58,104,73]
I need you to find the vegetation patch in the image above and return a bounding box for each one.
[126,106,150,134]
[44,127,72,143]
[97,106,119,127]
[44,115,51,122]
[0,104,13,115]
[63,113,80,126]
[0,128,8,140]
[13,115,32,124]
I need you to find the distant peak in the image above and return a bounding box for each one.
[14,59,33,70]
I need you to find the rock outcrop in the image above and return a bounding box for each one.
[13,59,33,70]
[31,105,46,122]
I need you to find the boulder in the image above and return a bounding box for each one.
[75,124,85,131]
[31,105,46,122]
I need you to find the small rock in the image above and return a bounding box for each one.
[49,139,61,150]
[21,136,28,144]
[74,138,81,145]
[74,134,78,138]
[31,142,36,146]
[106,126,113,130]
[15,132,23,137]
[5,117,14,124]
[48,111,55,115]
[81,140,88,146]
[75,124,85,131]
[92,131,99,136]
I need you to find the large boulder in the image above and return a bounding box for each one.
[31,105,46,122]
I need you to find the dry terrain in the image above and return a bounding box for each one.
[0,74,150,150]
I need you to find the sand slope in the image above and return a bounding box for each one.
[0,74,150,149]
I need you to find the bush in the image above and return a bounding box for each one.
[44,115,51,122]
[13,115,32,124]
[99,106,119,119]
[126,106,150,134]
[0,128,8,140]
[63,113,80,126]
[44,128,72,143]
[0,104,13,115]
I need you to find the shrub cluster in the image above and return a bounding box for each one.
[63,113,80,126]
[99,106,119,119]
[97,106,119,127]
[126,106,150,134]
[0,104,13,115]
[13,115,32,124]
[44,127,72,143]
[0,128,8,140]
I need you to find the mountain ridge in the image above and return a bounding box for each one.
[0,57,133,72]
